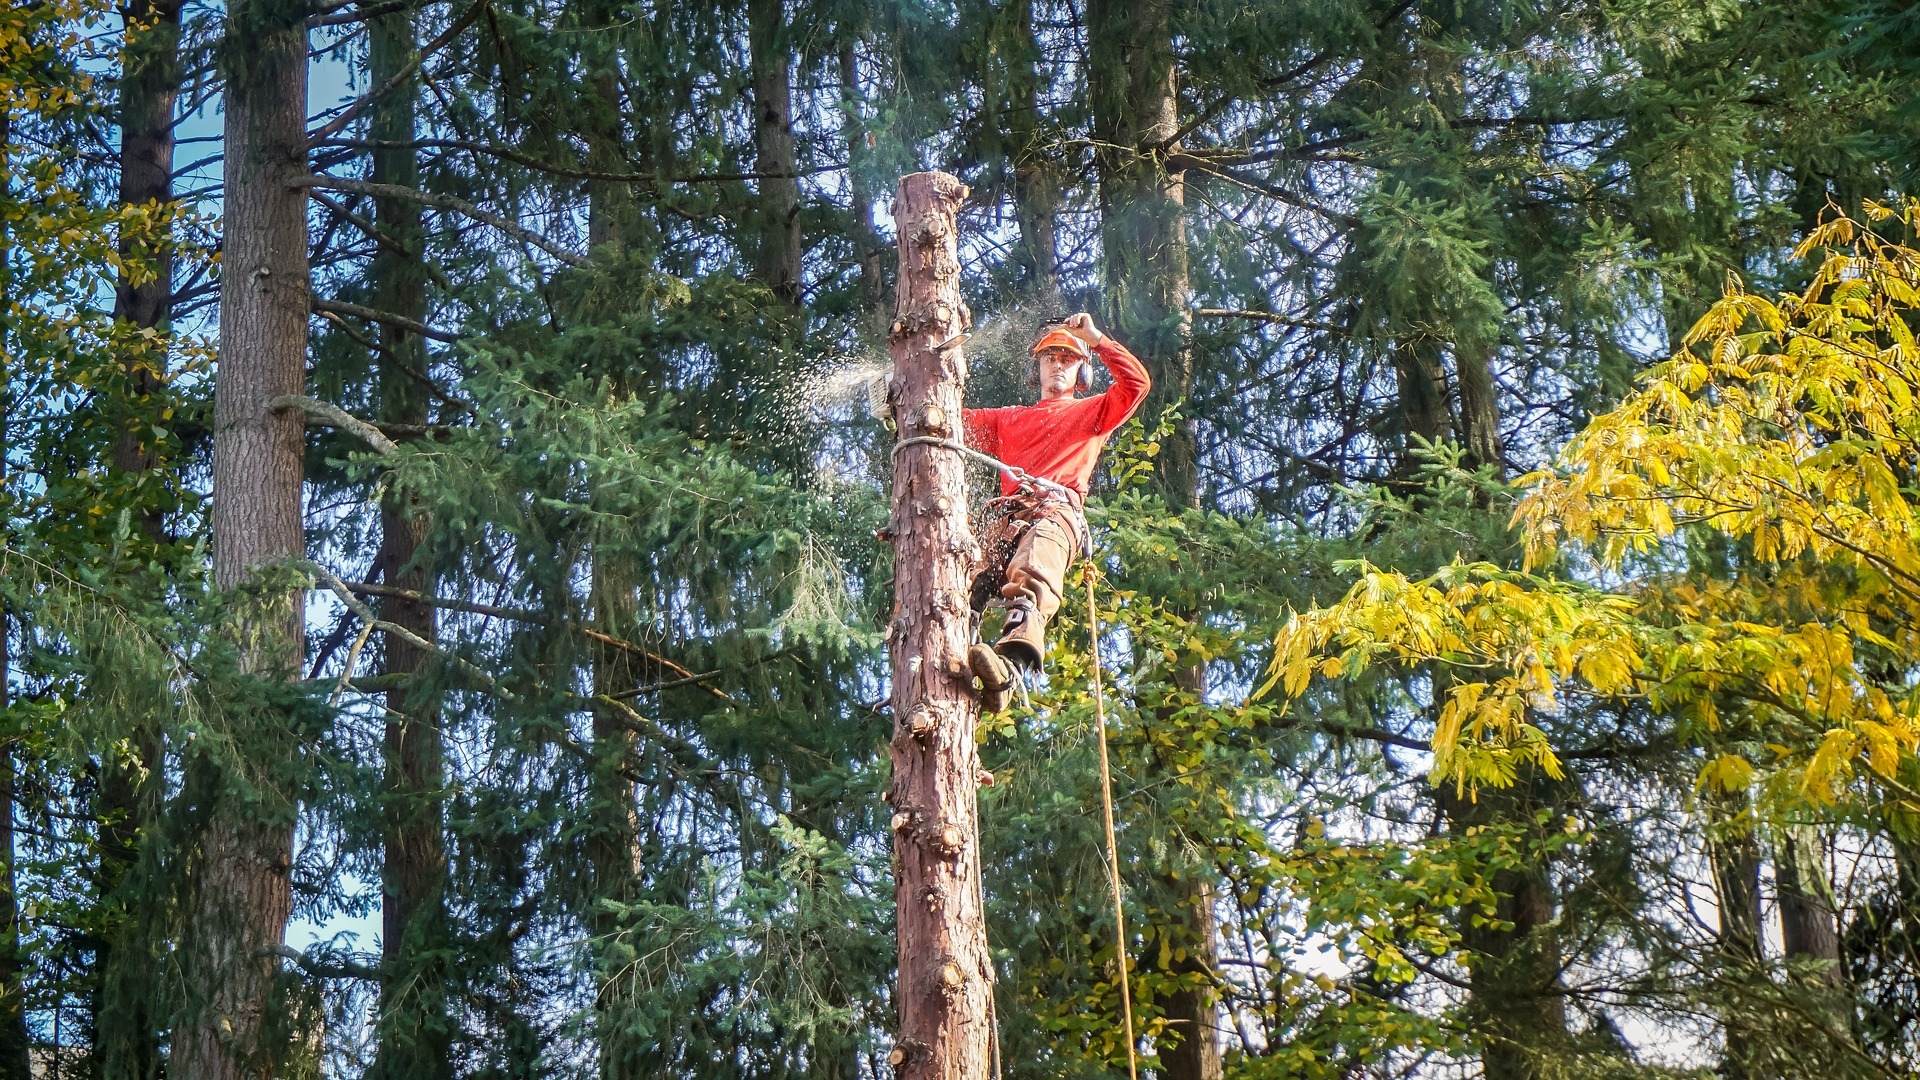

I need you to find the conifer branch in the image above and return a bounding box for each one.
[267,394,399,454]
[591,695,720,779]
[303,562,514,699]
[308,0,406,28]
[307,190,454,289]
[306,0,490,144]
[269,944,380,981]
[1195,308,1343,333]
[338,581,737,703]
[1180,159,1362,228]
[295,175,591,268]
[315,137,842,185]
[312,296,461,344]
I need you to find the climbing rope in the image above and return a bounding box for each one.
[893,435,1080,504]
[1086,561,1140,1080]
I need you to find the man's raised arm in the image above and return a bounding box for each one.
[1061,313,1150,435]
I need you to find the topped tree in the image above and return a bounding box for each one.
[883,171,995,1079]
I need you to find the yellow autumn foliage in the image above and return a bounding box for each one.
[1267,201,1920,811]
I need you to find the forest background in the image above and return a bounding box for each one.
[4,0,1920,1076]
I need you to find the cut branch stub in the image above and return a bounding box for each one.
[886,170,991,1080]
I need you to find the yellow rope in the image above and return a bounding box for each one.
[1086,562,1139,1080]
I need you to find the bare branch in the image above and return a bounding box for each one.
[306,0,490,143]
[1195,308,1344,334]
[312,296,461,343]
[267,394,399,454]
[295,174,589,267]
[338,580,738,703]
[316,137,844,186]
[308,0,405,28]
[269,944,380,981]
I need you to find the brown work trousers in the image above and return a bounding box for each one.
[997,503,1086,624]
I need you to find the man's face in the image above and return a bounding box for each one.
[1035,348,1082,398]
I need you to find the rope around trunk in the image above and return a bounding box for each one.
[892,436,1080,504]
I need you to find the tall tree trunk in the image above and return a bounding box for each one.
[1708,794,1764,1080]
[1454,343,1502,475]
[1779,826,1844,991]
[171,3,307,1075]
[748,0,801,308]
[575,47,648,1080]
[1438,781,1569,1080]
[588,558,642,1080]
[0,736,26,1080]
[0,112,33,1080]
[1390,340,1452,474]
[839,44,889,326]
[97,3,182,1074]
[363,4,451,1077]
[985,0,1057,304]
[883,171,991,1080]
[1087,9,1219,1075]
[1088,0,1194,509]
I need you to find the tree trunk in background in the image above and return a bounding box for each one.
[97,2,182,1073]
[1708,793,1764,1080]
[172,3,307,1075]
[578,47,647,1080]
[884,171,991,1080]
[989,0,1057,305]
[1454,343,1502,475]
[748,0,801,308]
[1390,340,1451,474]
[1088,0,1195,510]
[1779,827,1844,990]
[1438,782,1568,1080]
[1088,8,1219,1075]
[839,45,890,327]
[0,624,29,1080]
[588,556,642,1080]
[0,114,25,1080]
[364,5,452,1078]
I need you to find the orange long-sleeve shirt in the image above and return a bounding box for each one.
[962,338,1151,499]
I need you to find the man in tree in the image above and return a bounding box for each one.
[964,312,1149,711]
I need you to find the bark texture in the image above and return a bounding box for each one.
[1390,340,1452,472]
[0,664,29,1080]
[748,0,801,307]
[1454,343,1503,475]
[884,171,992,1080]
[1780,827,1844,989]
[173,5,307,1076]
[1709,794,1764,1080]
[365,4,452,1077]
[98,6,181,1066]
[1439,782,1569,1080]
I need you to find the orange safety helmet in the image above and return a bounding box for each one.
[1028,328,1095,390]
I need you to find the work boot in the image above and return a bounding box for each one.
[969,642,1014,713]
[994,600,1046,671]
